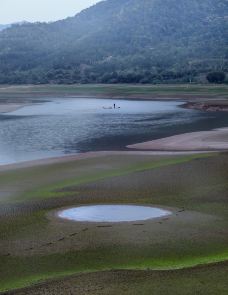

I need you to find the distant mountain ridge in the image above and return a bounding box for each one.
[0,0,227,84]
[0,24,11,31]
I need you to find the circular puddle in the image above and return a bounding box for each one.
[58,205,171,222]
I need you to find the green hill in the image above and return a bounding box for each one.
[0,0,227,84]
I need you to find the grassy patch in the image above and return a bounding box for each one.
[1,246,228,292]
[18,153,214,202]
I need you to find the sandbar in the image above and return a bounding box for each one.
[128,128,228,151]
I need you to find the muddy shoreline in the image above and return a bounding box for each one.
[0,150,207,171]
[183,101,228,112]
[0,103,29,113]
[128,128,228,151]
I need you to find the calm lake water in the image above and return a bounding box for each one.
[0,98,228,164]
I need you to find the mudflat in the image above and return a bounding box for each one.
[0,103,28,113]
[0,152,227,294]
[128,128,228,151]
[184,100,228,112]
[0,84,227,101]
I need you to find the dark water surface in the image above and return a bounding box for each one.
[0,98,228,164]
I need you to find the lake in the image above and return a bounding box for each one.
[0,98,228,165]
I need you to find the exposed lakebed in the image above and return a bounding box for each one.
[1,98,228,164]
[58,205,171,222]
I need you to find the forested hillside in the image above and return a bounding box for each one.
[0,0,227,84]
[0,24,11,31]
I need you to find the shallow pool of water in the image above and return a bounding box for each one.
[58,205,171,222]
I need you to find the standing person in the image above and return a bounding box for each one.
[114,103,116,109]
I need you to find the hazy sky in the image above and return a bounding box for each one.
[0,0,101,24]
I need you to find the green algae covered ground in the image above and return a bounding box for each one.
[4,263,228,295]
[0,152,228,294]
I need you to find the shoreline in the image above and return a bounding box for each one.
[183,101,228,112]
[0,103,29,113]
[2,99,228,115]
[0,83,227,114]
[128,128,228,152]
[0,84,227,107]
[0,150,209,171]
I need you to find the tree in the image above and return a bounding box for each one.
[0,0,227,85]
[206,72,226,84]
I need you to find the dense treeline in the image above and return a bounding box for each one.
[0,0,227,84]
